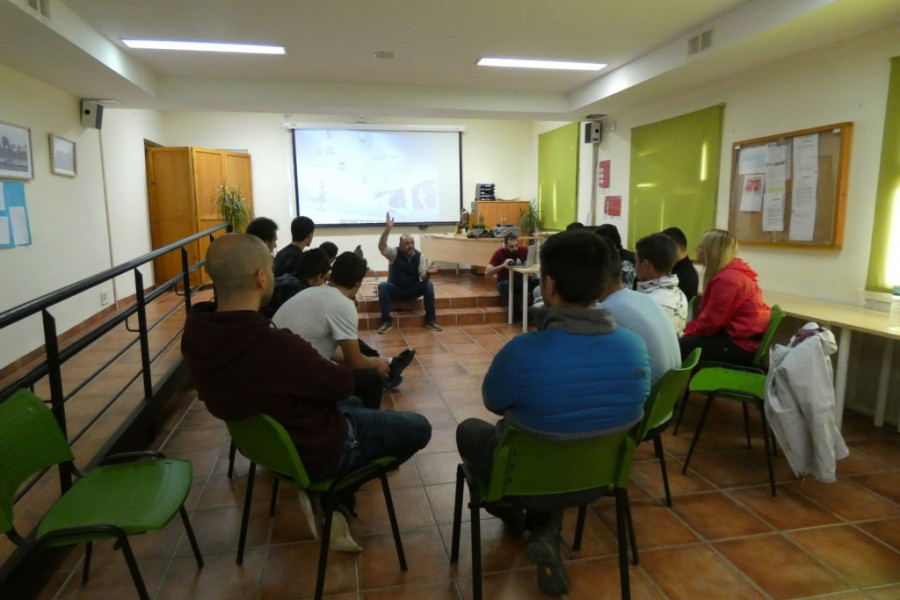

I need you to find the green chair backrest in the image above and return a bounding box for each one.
[482,425,637,503]
[226,414,312,489]
[0,390,74,534]
[752,304,785,367]
[637,348,702,439]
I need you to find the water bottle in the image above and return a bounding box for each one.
[890,285,900,332]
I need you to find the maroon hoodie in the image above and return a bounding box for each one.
[181,301,353,477]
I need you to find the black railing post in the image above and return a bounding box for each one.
[133,270,153,400]
[42,309,72,492]
[180,247,192,307]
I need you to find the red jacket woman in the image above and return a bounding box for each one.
[680,229,771,364]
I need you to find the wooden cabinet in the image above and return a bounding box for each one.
[471,200,529,229]
[147,146,253,286]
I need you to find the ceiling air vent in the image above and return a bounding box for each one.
[688,29,713,56]
[27,0,50,18]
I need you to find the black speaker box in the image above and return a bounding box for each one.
[583,122,602,144]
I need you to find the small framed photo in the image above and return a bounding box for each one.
[0,120,34,180]
[49,134,77,177]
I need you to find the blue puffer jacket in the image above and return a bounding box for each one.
[483,307,650,435]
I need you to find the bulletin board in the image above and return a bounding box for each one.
[728,122,851,248]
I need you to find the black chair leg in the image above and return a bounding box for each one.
[236,462,256,564]
[118,536,150,600]
[470,499,483,600]
[379,471,407,570]
[179,505,204,568]
[742,403,752,449]
[269,478,280,516]
[81,541,93,584]
[759,405,777,497]
[653,434,672,507]
[450,464,466,564]
[315,498,335,600]
[673,386,692,436]
[227,440,236,478]
[682,395,715,474]
[573,505,587,551]
[615,488,632,600]
[624,490,638,565]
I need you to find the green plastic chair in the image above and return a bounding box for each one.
[679,305,785,496]
[450,423,642,600]
[636,348,701,507]
[0,389,203,600]
[226,414,406,600]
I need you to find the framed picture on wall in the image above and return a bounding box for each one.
[49,134,77,177]
[0,120,34,180]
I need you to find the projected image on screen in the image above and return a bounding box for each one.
[293,128,462,226]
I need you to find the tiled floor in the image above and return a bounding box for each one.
[16,275,900,599]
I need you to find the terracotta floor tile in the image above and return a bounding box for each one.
[851,471,900,504]
[789,524,900,587]
[594,498,701,550]
[685,452,777,490]
[416,451,464,486]
[715,534,853,599]
[868,584,900,599]
[262,540,358,599]
[857,517,900,552]
[566,556,665,599]
[729,485,842,530]
[362,580,463,600]
[671,491,773,539]
[640,544,768,600]
[785,479,900,521]
[629,455,715,501]
[359,527,455,590]
[157,548,266,600]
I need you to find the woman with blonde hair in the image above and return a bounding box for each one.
[680,229,771,364]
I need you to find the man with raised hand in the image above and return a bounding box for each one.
[376,211,442,333]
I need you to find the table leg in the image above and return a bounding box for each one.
[874,338,894,428]
[833,327,851,431]
[521,274,529,333]
[507,278,514,325]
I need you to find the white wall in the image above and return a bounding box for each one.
[0,63,117,369]
[581,21,900,305]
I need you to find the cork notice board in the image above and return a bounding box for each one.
[728,122,851,248]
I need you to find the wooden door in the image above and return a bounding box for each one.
[147,147,199,285]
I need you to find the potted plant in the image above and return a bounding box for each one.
[520,201,540,235]
[216,184,252,232]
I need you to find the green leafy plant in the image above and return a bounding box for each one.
[520,201,540,235]
[216,184,253,232]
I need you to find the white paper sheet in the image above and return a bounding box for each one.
[762,192,784,232]
[10,206,30,245]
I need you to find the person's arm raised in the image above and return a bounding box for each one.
[378,211,394,253]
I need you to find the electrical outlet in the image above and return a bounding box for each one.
[100,288,111,306]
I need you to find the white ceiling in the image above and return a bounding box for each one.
[2,0,900,120]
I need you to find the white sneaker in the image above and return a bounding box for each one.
[328,507,363,552]
[297,490,322,540]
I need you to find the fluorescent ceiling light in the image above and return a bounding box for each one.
[477,57,605,71]
[122,39,285,55]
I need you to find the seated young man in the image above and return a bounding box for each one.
[376,212,442,333]
[455,230,651,595]
[661,226,699,300]
[597,237,682,385]
[484,232,539,321]
[260,247,330,318]
[273,215,315,276]
[634,233,689,336]
[181,234,431,551]
[245,216,279,254]
[273,252,414,407]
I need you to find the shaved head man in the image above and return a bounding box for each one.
[205,233,275,310]
[182,232,432,553]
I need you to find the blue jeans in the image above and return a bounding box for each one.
[327,403,432,479]
[377,280,436,322]
[497,276,539,314]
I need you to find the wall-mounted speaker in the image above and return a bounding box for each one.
[80,100,104,129]
[583,121,602,144]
